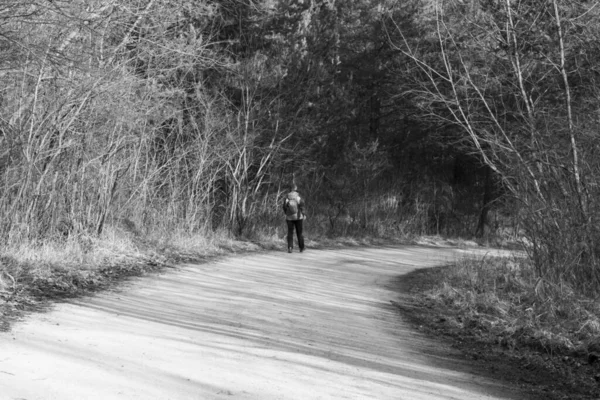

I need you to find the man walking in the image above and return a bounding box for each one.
[283,184,305,253]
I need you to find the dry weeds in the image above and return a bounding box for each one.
[430,256,600,357]
[399,254,600,399]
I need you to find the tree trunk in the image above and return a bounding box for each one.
[476,165,495,238]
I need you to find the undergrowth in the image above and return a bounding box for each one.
[427,255,600,358]
[0,225,258,330]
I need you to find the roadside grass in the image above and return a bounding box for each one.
[428,255,600,357]
[399,254,600,398]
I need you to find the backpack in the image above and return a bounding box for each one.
[285,197,299,216]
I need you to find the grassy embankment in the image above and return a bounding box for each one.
[401,253,600,398]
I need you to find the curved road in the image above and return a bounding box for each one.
[0,246,523,400]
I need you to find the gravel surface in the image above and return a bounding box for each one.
[1,246,528,399]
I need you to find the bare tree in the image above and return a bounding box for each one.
[389,0,600,292]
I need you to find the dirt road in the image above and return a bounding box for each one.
[0,246,524,399]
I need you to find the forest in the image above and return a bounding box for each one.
[1,0,599,295]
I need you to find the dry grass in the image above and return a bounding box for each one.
[425,255,600,357]
[0,224,259,329]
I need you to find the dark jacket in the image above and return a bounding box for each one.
[283,190,305,221]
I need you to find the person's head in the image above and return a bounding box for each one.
[290,183,298,192]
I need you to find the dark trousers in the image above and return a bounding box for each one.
[287,220,304,250]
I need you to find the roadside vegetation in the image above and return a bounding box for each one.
[399,254,600,399]
[432,256,600,359]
